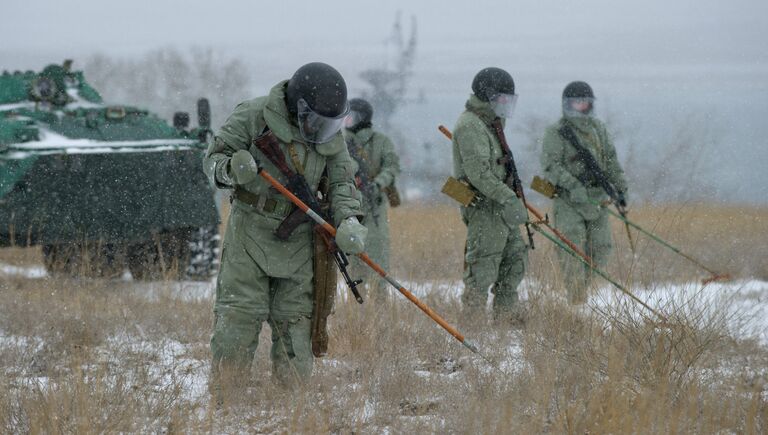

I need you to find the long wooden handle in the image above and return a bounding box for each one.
[257,168,480,354]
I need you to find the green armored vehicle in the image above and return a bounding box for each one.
[0,60,220,280]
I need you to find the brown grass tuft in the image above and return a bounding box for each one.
[0,203,766,432]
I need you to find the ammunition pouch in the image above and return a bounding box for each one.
[232,187,293,217]
[441,176,478,207]
[384,185,401,208]
[530,176,559,199]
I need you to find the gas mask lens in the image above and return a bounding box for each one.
[297,98,349,144]
[344,110,365,129]
[489,93,518,119]
[563,97,595,117]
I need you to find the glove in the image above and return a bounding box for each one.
[373,176,388,190]
[502,198,528,228]
[569,186,589,203]
[230,150,259,185]
[370,182,383,205]
[335,217,367,254]
[617,190,628,208]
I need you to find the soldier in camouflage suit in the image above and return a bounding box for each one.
[451,67,528,320]
[203,63,366,388]
[343,98,401,298]
[540,81,628,305]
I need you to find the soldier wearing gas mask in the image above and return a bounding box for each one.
[540,81,628,305]
[343,98,401,299]
[204,62,366,389]
[451,67,529,323]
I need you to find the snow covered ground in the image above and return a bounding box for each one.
[3,261,767,346]
[1,261,766,430]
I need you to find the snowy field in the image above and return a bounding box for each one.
[4,262,767,344]
[1,205,766,430]
[2,261,767,426]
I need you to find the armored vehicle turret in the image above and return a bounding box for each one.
[0,60,220,280]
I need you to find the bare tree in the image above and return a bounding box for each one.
[358,12,418,132]
[82,48,250,129]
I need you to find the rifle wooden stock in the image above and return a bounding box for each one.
[274,174,321,240]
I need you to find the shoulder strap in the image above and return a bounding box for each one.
[558,123,591,157]
[287,143,305,176]
[490,119,522,197]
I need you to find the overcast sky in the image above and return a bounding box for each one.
[2,0,766,67]
[2,0,767,203]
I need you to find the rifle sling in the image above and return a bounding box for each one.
[490,118,523,199]
[251,129,320,238]
[287,143,306,176]
[558,123,618,199]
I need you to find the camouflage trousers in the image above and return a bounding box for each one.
[349,202,390,301]
[553,202,612,304]
[210,203,315,389]
[461,204,528,316]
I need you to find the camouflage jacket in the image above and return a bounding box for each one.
[204,80,363,227]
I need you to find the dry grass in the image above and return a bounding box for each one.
[0,246,41,267]
[0,203,767,432]
[389,202,768,283]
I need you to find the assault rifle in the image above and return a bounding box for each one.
[491,119,535,249]
[346,138,381,226]
[558,123,635,251]
[252,130,364,303]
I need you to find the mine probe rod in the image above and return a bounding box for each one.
[439,125,666,322]
[529,223,668,323]
[256,167,482,355]
[600,206,728,285]
[530,175,729,285]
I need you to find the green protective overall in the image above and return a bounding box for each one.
[452,95,528,316]
[204,81,363,387]
[541,114,627,304]
[343,127,401,299]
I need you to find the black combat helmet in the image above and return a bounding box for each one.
[285,62,349,143]
[471,67,515,102]
[562,81,596,117]
[286,62,348,117]
[345,98,373,132]
[562,81,595,99]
